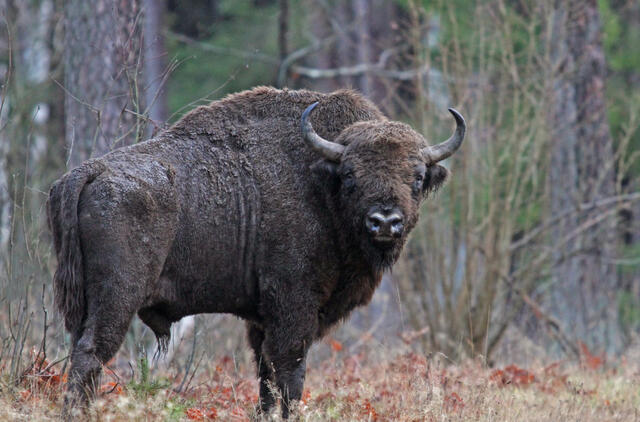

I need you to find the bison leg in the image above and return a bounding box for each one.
[262,318,314,419]
[63,281,141,419]
[63,329,102,419]
[246,322,276,414]
[61,167,176,419]
[265,339,307,420]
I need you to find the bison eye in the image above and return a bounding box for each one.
[342,173,356,191]
[412,174,424,193]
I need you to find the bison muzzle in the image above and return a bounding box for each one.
[47,87,465,418]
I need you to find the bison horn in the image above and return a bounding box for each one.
[422,108,466,164]
[301,102,345,162]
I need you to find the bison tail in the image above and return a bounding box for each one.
[47,160,105,336]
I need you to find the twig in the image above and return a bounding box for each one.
[474,240,583,359]
[510,192,640,252]
[36,283,48,369]
[166,67,243,123]
[18,284,50,384]
[348,296,389,352]
[167,31,278,65]
[519,293,580,358]
[51,77,101,114]
[275,30,341,87]
[176,320,197,393]
[276,0,289,87]
[38,355,69,376]
[101,363,123,394]
[278,0,289,61]
[182,352,204,394]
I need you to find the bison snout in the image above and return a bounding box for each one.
[365,209,404,241]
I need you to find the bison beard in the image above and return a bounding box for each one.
[47,87,465,419]
[363,236,404,271]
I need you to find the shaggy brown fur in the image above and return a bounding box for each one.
[47,87,454,418]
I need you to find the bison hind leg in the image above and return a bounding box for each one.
[138,307,172,356]
[64,295,139,419]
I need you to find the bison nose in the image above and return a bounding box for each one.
[390,216,404,238]
[365,210,404,239]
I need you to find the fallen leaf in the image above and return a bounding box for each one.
[186,407,204,420]
[330,339,343,352]
[579,342,604,370]
[444,391,464,413]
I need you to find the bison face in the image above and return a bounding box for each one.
[332,123,449,269]
[302,103,465,270]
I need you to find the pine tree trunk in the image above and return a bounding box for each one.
[64,0,143,168]
[143,0,168,133]
[352,0,371,95]
[548,0,621,354]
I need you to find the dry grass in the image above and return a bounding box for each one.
[2,344,640,421]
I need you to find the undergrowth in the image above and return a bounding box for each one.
[1,342,639,421]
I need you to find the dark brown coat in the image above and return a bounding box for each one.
[47,87,461,418]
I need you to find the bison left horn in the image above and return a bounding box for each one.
[422,108,466,164]
[301,102,345,162]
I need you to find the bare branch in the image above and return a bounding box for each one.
[291,60,431,81]
[510,192,640,252]
[167,31,278,65]
[276,32,341,87]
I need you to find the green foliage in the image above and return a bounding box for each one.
[617,243,640,333]
[166,0,282,121]
[164,399,190,421]
[598,0,640,72]
[619,243,640,277]
[618,290,640,333]
[127,356,171,398]
[598,0,640,177]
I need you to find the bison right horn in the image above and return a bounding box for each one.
[422,108,466,165]
[301,102,345,162]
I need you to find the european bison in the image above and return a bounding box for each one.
[47,87,465,418]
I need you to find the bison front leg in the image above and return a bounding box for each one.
[271,352,307,420]
[262,314,315,419]
[246,322,276,415]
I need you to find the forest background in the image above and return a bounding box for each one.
[0,0,639,420]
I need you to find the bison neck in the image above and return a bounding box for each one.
[317,263,383,338]
[309,185,396,337]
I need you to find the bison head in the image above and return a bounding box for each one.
[302,102,466,269]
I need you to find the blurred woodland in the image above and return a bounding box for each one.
[0,0,639,390]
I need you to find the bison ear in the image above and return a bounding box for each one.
[423,164,448,195]
[310,159,340,194]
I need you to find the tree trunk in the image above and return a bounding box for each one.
[304,0,400,105]
[1,0,65,272]
[306,1,340,93]
[0,0,10,266]
[352,0,371,96]
[548,0,621,354]
[143,0,168,133]
[167,0,218,39]
[64,0,143,168]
